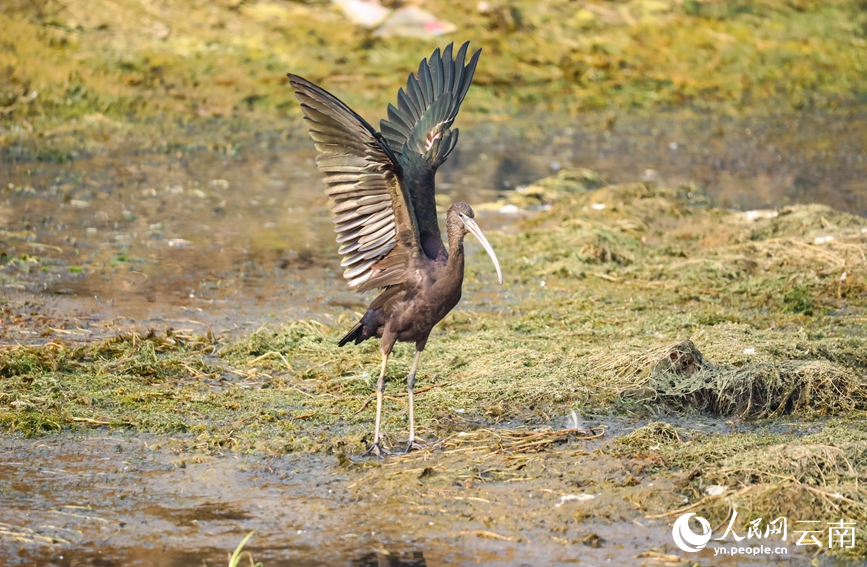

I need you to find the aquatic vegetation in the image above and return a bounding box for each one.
[228,531,264,567]
[2,170,866,556]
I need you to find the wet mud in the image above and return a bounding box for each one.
[0,431,814,567]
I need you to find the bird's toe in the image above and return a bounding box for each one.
[363,442,390,458]
[404,438,430,453]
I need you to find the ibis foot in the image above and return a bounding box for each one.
[404,438,429,453]
[364,441,390,458]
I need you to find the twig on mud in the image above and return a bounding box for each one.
[796,482,867,509]
[460,530,515,541]
[71,417,111,425]
[787,240,846,267]
[353,395,375,416]
[179,362,207,378]
[48,327,90,335]
[587,271,620,282]
[279,386,320,399]
[248,350,293,371]
[25,242,63,253]
[289,412,316,421]
[645,485,759,519]
[228,415,256,428]
[494,427,604,453]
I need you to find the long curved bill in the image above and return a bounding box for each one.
[461,216,504,285]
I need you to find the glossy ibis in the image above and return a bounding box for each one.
[288,42,502,456]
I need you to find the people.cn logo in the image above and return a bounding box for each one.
[672,513,713,552]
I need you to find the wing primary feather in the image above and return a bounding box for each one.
[442,42,455,93]
[335,226,364,244]
[386,104,414,132]
[344,258,377,279]
[335,207,390,226]
[341,249,369,267]
[362,240,396,260]
[430,47,444,96]
[359,222,395,244]
[397,88,418,122]
[359,228,396,251]
[358,214,393,236]
[458,48,482,104]
[355,201,390,216]
[347,272,373,288]
[418,58,434,107]
[452,42,469,96]
[381,121,407,143]
[338,240,362,255]
[332,199,361,214]
[334,213,367,231]
[406,75,425,118]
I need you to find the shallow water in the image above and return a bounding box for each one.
[0,430,825,567]
[0,143,515,343]
[2,110,866,343]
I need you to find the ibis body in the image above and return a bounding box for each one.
[288,42,502,456]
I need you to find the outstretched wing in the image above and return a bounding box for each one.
[288,74,421,292]
[379,42,481,169]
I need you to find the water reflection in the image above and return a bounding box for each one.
[353,551,427,567]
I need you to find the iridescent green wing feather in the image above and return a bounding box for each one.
[380,42,481,170]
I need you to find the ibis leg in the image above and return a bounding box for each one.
[364,353,390,458]
[405,349,425,453]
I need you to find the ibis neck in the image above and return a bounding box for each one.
[446,231,466,281]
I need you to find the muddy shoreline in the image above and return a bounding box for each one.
[0,427,820,567]
[3,164,867,565]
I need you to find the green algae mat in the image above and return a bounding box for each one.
[2,0,867,157]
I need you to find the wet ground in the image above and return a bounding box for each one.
[0,428,820,567]
[2,110,867,566]
[2,109,866,344]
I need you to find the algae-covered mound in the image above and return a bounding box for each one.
[478,168,607,210]
[500,171,867,418]
[610,339,866,417]
[510,175,867,314]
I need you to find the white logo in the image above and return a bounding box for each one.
[673,513,712,552]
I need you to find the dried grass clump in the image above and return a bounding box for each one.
[714,442,867,488]
[491,168,605,209]
[0,330,214,379]
[608,341,866,417]
[681,431,867,556]
[743,204,867,242]
[0,330,219,436]
[617,422,683,453]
